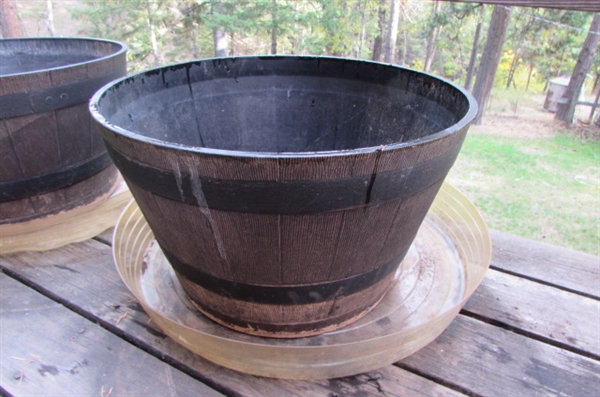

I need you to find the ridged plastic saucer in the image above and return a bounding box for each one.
[113,182,491,379]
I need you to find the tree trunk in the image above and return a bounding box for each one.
[358,0,367,58]
[211,0,228,57]
[472,5,512,125]
[46,0,55,36]
[384,0,400,63]
[270,0,277,54]
[587,86,600,123]
[525,62,534,91]
[146,0,162,66]
[505,49,520,89]
[190,25,200,58]
[213,28,228,57]
[400,30,408,65]
[0,0,25,37]
[465,5,484,91]
[592,71,600,94]
[555,13,600,124]
[424,1,442,72]
[371,1,386,62]
[424,26,442,72]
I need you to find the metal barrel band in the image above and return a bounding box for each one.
[0,70,125,119]
[0,151,113,202]
[162,247,403,306]
[106,144,461,215]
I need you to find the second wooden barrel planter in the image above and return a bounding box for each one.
[91,56,477,338]
[0,37,126,225]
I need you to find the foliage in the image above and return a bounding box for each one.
[418,2,483,81]
[304,0,359,56]
[497,8,593,92]
[72,0,182,71]
[69,0,598,93]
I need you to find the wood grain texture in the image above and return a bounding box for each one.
[0,38,125,224]
[178,270,395,337]
[93,227,115,245]
[463,268,600,358]
[0,273,223,397]
[120,158,449,334]
[399,315,600,397]
[3,231,598,395]
[0,238,467,396]
[313,371,468,397]
[0,166,120,225]
[489,230,600,298]
[0,120,22,181]
[5,110,60,177]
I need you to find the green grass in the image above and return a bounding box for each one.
[488,88,544,114]
[447,132,600,256]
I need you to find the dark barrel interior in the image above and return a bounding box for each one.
[0,39,123,76]
[95,57,472,153]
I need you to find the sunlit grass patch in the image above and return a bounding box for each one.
[447,132,599,255]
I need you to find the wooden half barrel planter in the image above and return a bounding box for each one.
[91,56,478,338]
[0,37,126,226]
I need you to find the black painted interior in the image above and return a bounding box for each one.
[98,57,470,153]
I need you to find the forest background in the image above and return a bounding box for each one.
[2,0,600,255]
[9,0,599,93]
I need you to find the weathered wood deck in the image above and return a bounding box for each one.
[1,228,599,397]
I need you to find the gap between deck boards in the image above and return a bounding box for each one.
[488,265,599,301]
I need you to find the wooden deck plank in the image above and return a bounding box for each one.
[93,227,114,245]
[489,230,600,299]
[463,268,600,358]
[0,240,468,397]
[0,273,223,397]
[399,315,600,397]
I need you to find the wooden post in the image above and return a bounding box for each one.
[471,5,512,125]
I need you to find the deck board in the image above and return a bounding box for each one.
[1,229,598,396]
[0,239,468,396]
[463,268,600,358]
[93,227,114,246]
[0,273,223,397]
[399,315,600,397]
[489,230,600,299]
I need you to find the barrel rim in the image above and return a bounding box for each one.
[90,55,478,159]
[0,36,127,78]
